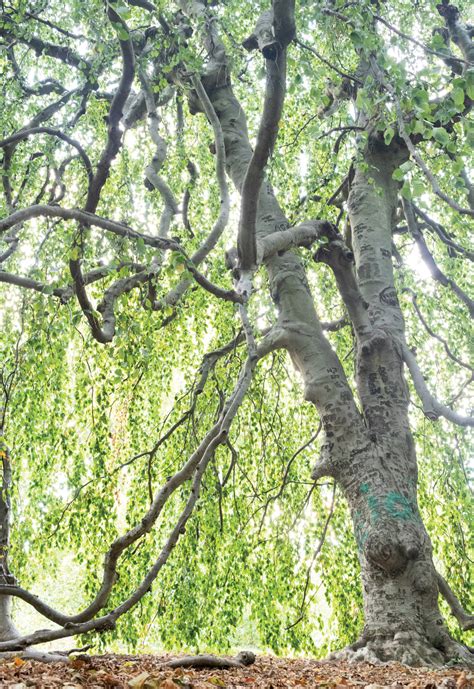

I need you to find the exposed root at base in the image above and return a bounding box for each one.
[331,632,474,668]
[0,649,77,663]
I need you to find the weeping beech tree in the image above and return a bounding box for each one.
[0,0,473,666]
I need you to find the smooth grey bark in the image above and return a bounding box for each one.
[0,441,18,642]
[192,68,363,447]
[333,141,472,665]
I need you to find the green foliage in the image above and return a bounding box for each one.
[0,0,472,657]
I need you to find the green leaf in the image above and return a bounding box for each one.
[400,182,412,200]
[466,69,474,99]
[384,126,395,146]
[392,167,405,181]
[452,87,465,109]
[412,119,426,135]
[432,127,450,147]
[411,178,424,197]
[114,4,131,20]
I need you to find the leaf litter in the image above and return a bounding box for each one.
[0,654,472,689]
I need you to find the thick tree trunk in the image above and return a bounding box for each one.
[183,4,472,662]
[329,143,471,665]
[0,443,18,642]
[336,432,449,665]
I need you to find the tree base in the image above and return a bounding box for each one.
[331,631,474,668]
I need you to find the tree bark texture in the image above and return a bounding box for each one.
[194,63,470,663]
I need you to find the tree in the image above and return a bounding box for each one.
[0,0,472,666]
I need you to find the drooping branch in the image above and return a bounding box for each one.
[379,80,474,217]
[160,74,230,308]
[437,572,474,631]
[401,341,473,426]
[404,289,473,372]
[286,482,336,630]
[0,26,92,73]
[0,324,279,650]
[412,205,474,262]
[295,39,362,85]
[373,13,466,72]
[5,44,67,97]
[0,127,93,184]
[0,205,179,250]
[402,198,474,318]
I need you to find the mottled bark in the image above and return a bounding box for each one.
[0,443,18,642]
[203,77,366,476]
[330,140,472,665]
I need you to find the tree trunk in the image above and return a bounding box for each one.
[180,3,471,664]
[0,442,18,642]
[336,431,452,665]
[327,143,471,665]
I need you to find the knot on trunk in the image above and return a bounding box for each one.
[243,10,280,61]
[365,523,421,574]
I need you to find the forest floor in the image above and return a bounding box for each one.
[0,653,472,689]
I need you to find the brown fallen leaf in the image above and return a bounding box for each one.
[129,671,152,688]
[457,672,468,689]
[160,679,181,689]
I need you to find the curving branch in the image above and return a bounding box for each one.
[66,5,136,343]
[412,205,474,262]
[238,2,293,271]
[0,27,92,73]
[373,13,466,72]
[404,289,472,372]
[296,39,362,85]
[437,572,474,631]
[5,44,67,97]
[160,74,230,308]
[401,341,473,426]
[140,73,178,239]
[402,199,474,318]
[0,127,93,184]
[0,205,178,250]
[0,325,280,650]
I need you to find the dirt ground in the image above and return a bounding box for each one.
[0,653,472,689]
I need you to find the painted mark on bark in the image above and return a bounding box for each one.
[354,485,418,549]
[384,492,415,520]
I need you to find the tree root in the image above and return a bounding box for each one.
[0,643,93,664]
[164,651,256,669]
[0,649,76,663]
[331,631,474,668]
